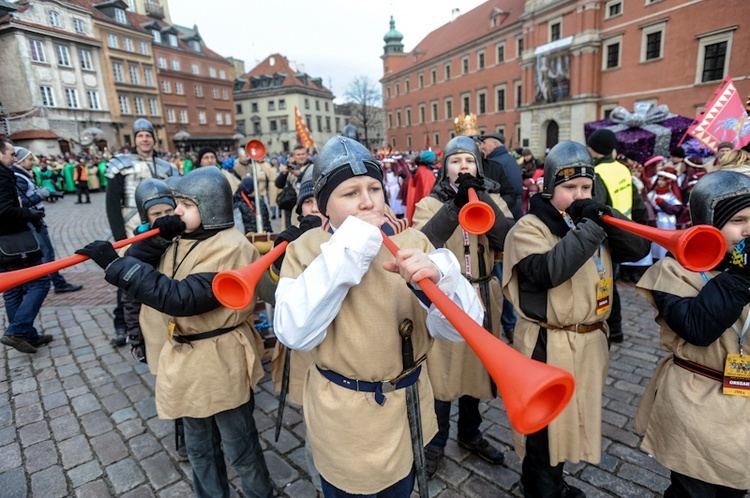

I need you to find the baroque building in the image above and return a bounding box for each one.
[381,0,750,156]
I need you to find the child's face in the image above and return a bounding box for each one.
[656,177,668,188]
[325,176,385,229]
[174,198,202,233]
[550,177,593,211]
[445,152,478,186]
[146,203,174,225]
[720,206,750,254]
[300,197,324,220]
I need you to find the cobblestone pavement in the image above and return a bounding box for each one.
[0,192,737,497]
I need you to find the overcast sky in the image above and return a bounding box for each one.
[170,0,485,103]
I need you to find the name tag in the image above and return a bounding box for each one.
[595,278,612,315]
[723,354,750,397]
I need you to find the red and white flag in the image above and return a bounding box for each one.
[683,77,750,152]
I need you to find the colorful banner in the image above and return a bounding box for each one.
[684,77,750,153]
[294,106,315,150]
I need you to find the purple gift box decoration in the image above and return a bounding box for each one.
[584,103,694,165]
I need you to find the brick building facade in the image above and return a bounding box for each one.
[382,0,750,156]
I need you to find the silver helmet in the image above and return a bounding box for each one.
[341,124,359,141]
[313,136,382,216]
[690,170,750,227]
[135,178,175,224]
[173,167,234,229]
[133,118,155,140]
[542,141,595,198]
[440,136,484,180]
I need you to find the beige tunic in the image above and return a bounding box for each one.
[281,227,438,494]
[635,258,750,489]
[502,214,611,465]
[263,163,280,209]
[270,343,314,405]
[139,228,265,419]
[412,194,511,400]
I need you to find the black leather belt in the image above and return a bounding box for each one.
[172,326,235,345]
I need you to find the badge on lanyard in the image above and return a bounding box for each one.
[167,318,176,342]
[595,277,612,315]
[723,354,750,397]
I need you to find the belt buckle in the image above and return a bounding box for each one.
[574,324,580,333]
[381,381,396,393]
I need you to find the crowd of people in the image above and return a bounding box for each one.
[2,116,749,498]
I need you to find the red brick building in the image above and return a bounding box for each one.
[382,0,750,156]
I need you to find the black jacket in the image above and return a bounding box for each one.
[274,159,313,190]
[0,163,38,236]
[484,145,522,219]
[234,193,272,234]
[514,194,651,323]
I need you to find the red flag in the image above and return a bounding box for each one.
[684,77,750,153]
[294,106,315,150]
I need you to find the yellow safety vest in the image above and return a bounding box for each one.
[595,160,633,219]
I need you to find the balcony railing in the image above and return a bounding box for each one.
[146,2,165,19]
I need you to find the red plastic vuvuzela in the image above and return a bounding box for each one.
[602,215,725,272]
[458,188,496,235]
[0,229,160,293]
[380,231,575,435]
[213,241,288,310]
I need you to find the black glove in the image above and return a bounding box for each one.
[274,226,302,248]
[566,199,611,228]
[298,214,323,233]
[152,215,186,241]
[453,173,486,210]
[27,209,44,232]
[728,238,750,277]
[75,240,119,269]
[129,333,147,364]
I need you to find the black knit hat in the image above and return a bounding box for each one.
[587,129,618,156]
[296,180,315,215]
[197,146,217,166]
[669,146,686,158]
[316,164,382,216]
[713,194,750,229]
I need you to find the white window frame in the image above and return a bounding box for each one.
[56,45,71,67]
[602,35,623,70]
[124,38,134,52]
[87,90,100,110]
[600,103,618,120]
[418,103,426,124]
[113,62,124,83]
[134,97,145,115]
[175,81,183,95]
[444,63,451,80]
[641,21,666,62]
[161,80,171,93]
[179,109,188,123]
[460,92,471,115]
[171,58,180,71]
[167,108,176,123]
[225,113,232,126]
[40,86,55,107]
[64,88,80,108]
[107,34,119,49]
[144,67,154,86]
[129,65,139,85]
[198,110,207,124]
[139,41,149,55]
[517,36,524,59]
[79,49,93,70]
[495,84,507,112]
[496,41,506,64]
[514,80,523,109]
[216,112,223,125]
[695,28,734,84]
[190,40,200,52]
[431,100,438,122]
[444,97,453,120]
[219,69,226,79]
[148,98,159,116]
[48,10,61,28]
[461,55,470,75]
[114,8,127,24]
[192,63,200,75]
[405,106,412,126]
[152,30,161,43]
[209,67,217,78]
[119,95,131,115]
[158,57,167,69]
[548,17,563,43]
[168,34,178,47]
[73,18,85,34]
[211,86,219,99]
[221,88,228,100]
[29,40,46,63]
[606,0,623,19]
[477,50,486,70]
[194,84,203,97]
[477,90,487,115]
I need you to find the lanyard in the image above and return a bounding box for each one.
[170,238,203,279]
[462,228,472,277]
[700,272,749,353]
[561,211,606,279]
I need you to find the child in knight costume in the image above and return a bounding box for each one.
[411,136,514,475]
[635,170,750,498]
[502,141,650,498]
[105,118,180,241]
[273,136,483,496]
[77,167,273,498]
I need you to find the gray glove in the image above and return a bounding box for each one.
[37,187,50,199]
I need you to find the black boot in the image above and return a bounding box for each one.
[111,328,127,347]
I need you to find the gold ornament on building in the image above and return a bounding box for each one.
[454,113,479,137]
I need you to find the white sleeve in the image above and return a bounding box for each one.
[422,248,484,342]
[273,217,382,352]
